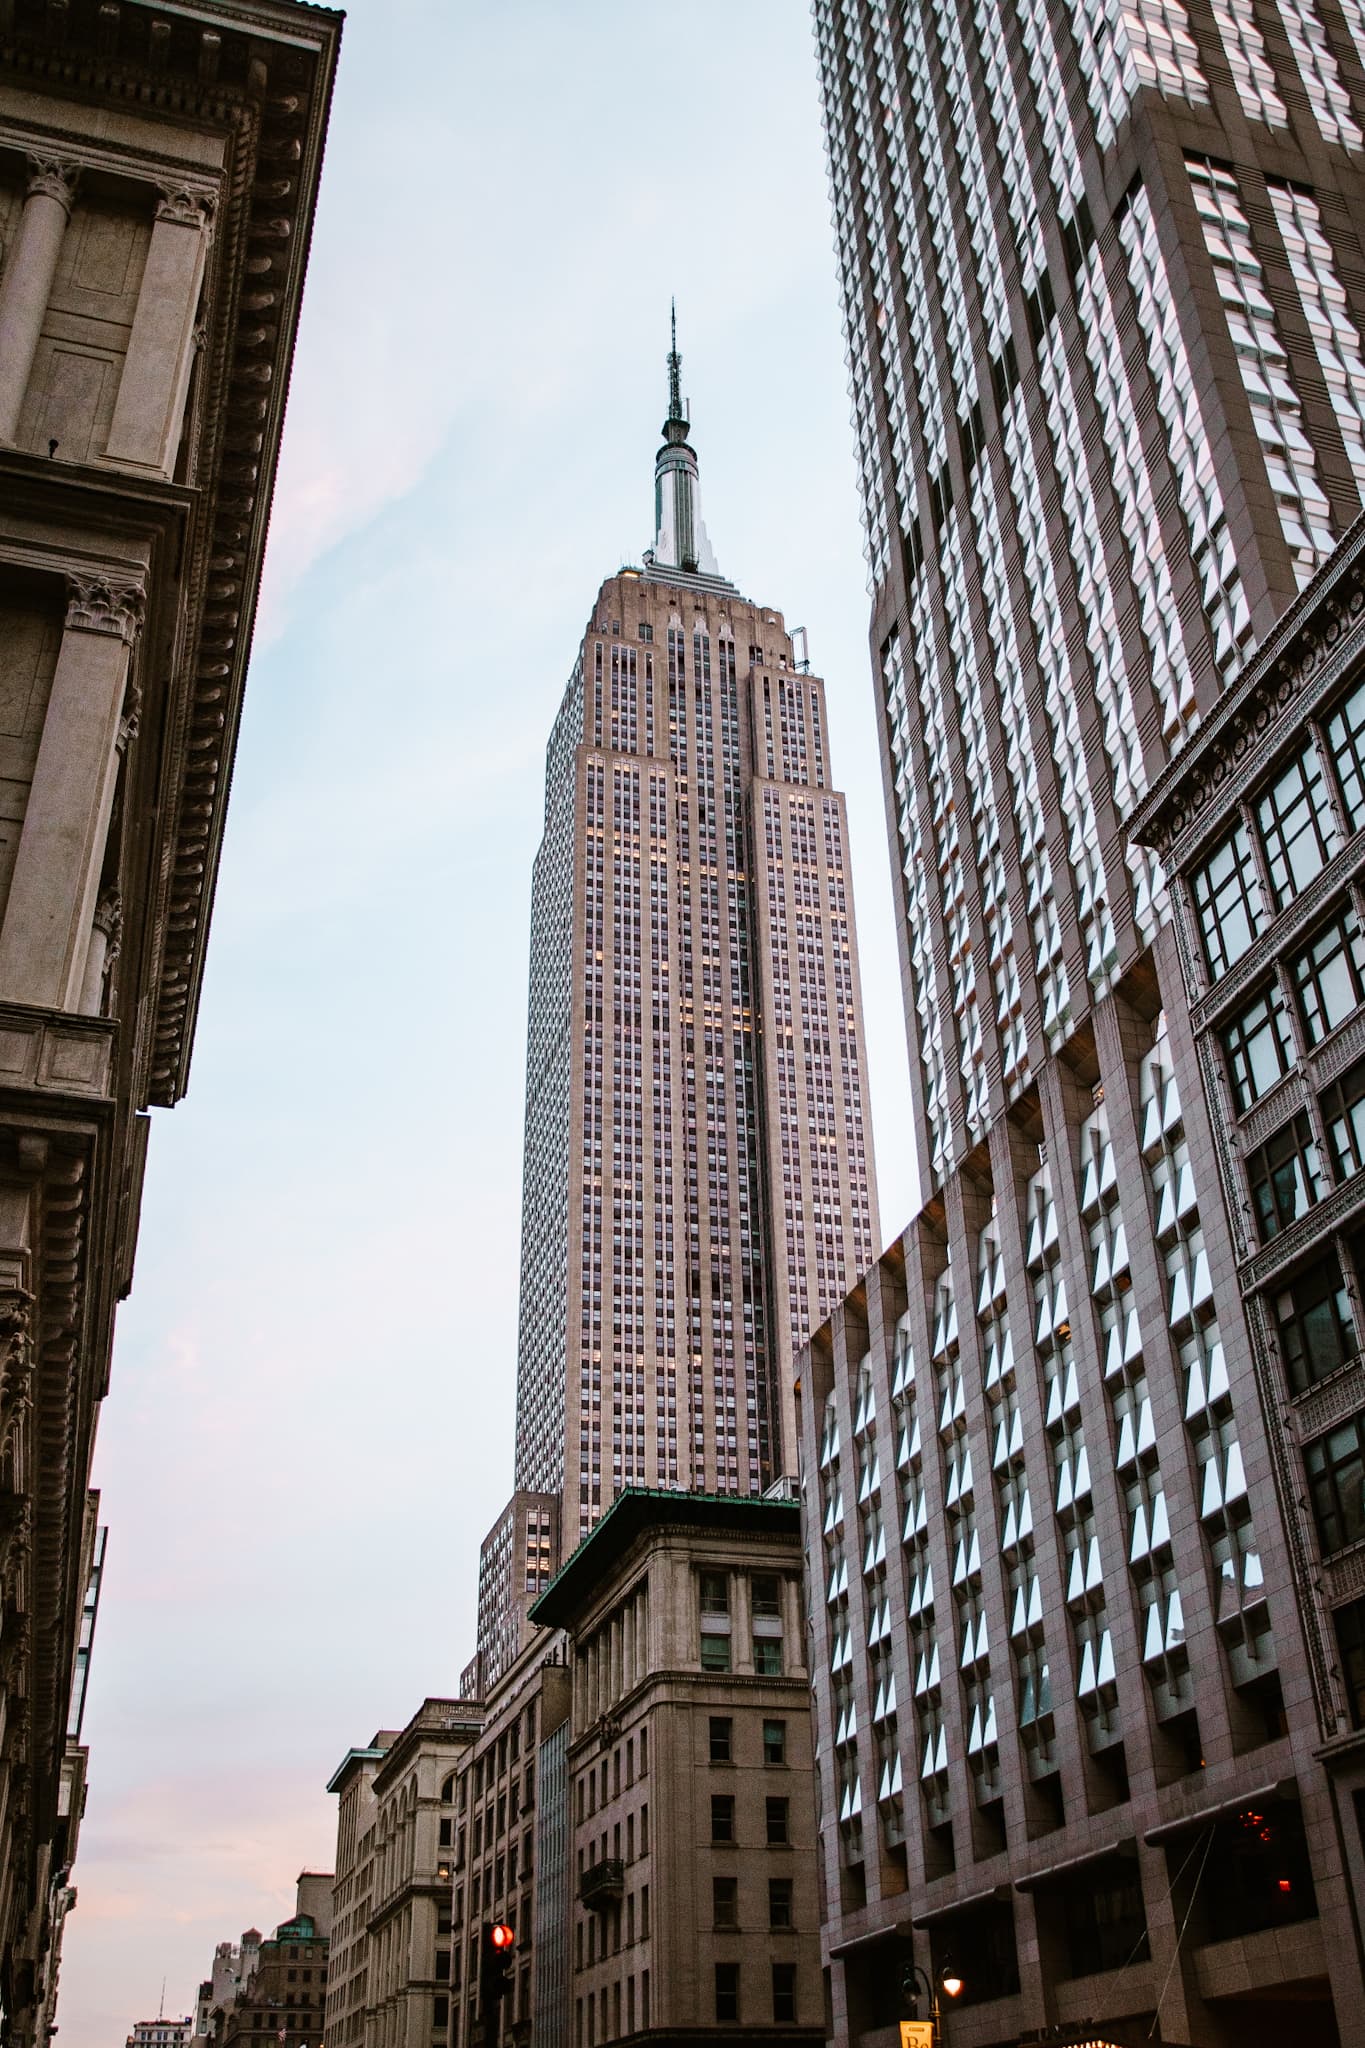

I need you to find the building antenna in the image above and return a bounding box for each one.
[159,1976,166,2019]
[667,299,684,424]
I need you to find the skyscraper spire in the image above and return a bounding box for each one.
[667,298,684,425]
[651,304,721,578]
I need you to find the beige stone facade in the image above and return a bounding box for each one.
[0,5,338,2039]
[326,1701,482,2048]
[448,1636,571,2048]
[523,1490,823,2048]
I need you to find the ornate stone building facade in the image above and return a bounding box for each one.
[801,0,1365,2041]
[0,3,340,2037]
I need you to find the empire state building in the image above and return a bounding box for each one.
[513,324,880,1542]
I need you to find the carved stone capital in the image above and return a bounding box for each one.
[92,888,122,949]
[64,575,145,646]
[156,185,215,233]
[25,156,79,213]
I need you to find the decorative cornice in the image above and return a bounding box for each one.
[63,575,145,646]
[24,155,78,212]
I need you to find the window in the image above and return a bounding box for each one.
[1329,679,1365,829]
[772,1962,797,2023]
[1274,1254,1359,1394]
[713,1875,738,1929]
[752,1573,781,1617]
[1335,1596,1365,1726]
[1246,1112,1324,1241]
[700,1570,729,1613]
[715,1963,740,2024]
[1257,742,1339,907]
[1324,1056,1365,1180]
[1293,908,1365,1043]
[762,1719,786,1766]
[709,1716,733,1764]
[1305,1413,1365,1555]
[711,1794,735,1843]
[753,1636,783,1676]
[765,1796,790,1846]
[701,1632,731,1672]
[1223,984,1295,1111]
[769,1877,794,1929]
[1193,823,1264,973]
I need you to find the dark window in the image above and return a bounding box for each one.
[1292,908,1365,1043]
[763,1719,786,1766]
[715,1963,740,2024]
[1200,1800,1318,1940]
[1274,1253,1358,1394]
[700,1570,729,1614]
[438,1818,452,1847]
[1223,984,1295,1112]
[637,622,654,642]
[711,1795,735,1843]
[1305,1412,1365,1555]
[1335,1596,1365,1726]
[1193,823,1264,973]
[766,1796,790,1846]
[1324,1055,1365,1180]
[712,1875,738,1929]
[1257,742,1339,907]
[709,1715,733,1763]
[769,1877,794,1928]
[701,1632,731,1672]
[753,1636,783,1676]
[1328,677,1365,829]
[1058,1857,1150,1978]
[1246,1112,1324,1241]
[752,1573,782,1617]
[772,1962,797,2023]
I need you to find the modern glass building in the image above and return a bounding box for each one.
[801,0,1365,2040]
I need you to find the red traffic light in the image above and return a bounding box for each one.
[490,1923,516,1952]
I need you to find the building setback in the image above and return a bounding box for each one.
[0,6,340,2038]
[511,330,880,1554]
[802,0,1365,2041]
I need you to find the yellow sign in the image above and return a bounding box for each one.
[899,2026,935,2048]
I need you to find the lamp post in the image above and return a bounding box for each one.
[900,1960,965,2046]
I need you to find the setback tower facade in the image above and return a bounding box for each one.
[804,0,1365,2042]
[514,335,880,1547]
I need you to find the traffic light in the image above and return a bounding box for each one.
[479,1921,516,2016]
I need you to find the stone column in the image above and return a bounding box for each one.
[104,185,213,473]
[77,888,122,1018]
[0,158,79,445]
[0,576,143,1012]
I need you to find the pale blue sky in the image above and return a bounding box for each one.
[61,4,916,2037]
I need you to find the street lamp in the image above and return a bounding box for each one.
[900,1959,965,2044]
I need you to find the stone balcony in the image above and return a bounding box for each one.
[578,1857,625,1911]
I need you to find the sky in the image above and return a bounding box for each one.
[59,3,917,2037]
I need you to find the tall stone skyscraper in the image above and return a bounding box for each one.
[514,325,879,1547]
[801,1,1365,2041]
